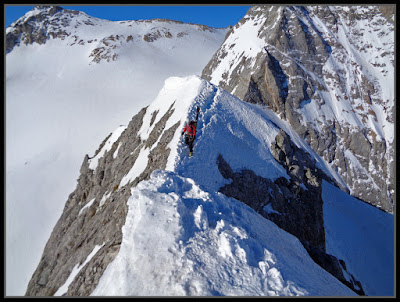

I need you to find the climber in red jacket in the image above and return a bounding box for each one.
[182,119,197,156]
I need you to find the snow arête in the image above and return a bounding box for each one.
[182,107,200,157]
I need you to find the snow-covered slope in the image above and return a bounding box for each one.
[5,6,228,296]
[93,76,393,296]
[129,75,393,296]
[26,75,393,296]
[91,171,355,296]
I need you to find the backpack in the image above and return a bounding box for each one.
[186,122,196,141]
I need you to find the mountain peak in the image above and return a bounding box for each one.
[11,5,64,25]
[33,5,63,13]
[6,5,76,53]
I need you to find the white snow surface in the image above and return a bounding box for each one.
[89,75,391,296]
[92,170,355,296]
[5,7,227,296]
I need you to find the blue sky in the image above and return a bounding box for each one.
[5,5,252,28]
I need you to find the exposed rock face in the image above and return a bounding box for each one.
[88,35,123,63]
[25,104,180,296]
[217,129,365,295]
[143,27,173,42]
[6,6,72,53]
[202,5,394,213]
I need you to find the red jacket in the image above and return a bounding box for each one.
[183,122,196,137]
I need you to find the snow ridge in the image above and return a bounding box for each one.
[95,75,392,296]
[92,170,355,296]
[88,75,391,296]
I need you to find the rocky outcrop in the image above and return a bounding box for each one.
[6,6,72,53]
[143,27,173,42]
[202,5,394,213]
[216,129,365,295]
[88,35,125,64]
[25,103,180,296]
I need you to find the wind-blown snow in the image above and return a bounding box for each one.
[6,7,227,295]
[92,170,356,296]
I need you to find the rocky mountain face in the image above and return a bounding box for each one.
[25,100,181,295]
[202,5,395,213]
